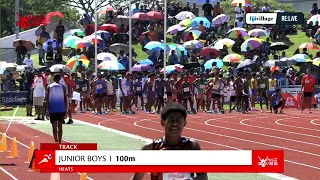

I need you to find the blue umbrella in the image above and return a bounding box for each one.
[43,39,58,51]
[191,17,211,28]
[204,59,223,69]
[97,61,126,71]
[138,59,153,65]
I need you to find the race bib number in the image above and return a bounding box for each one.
[76,85,79,89]
[96,84,103,89]
[183,87,189,92]
[137,87,141,91]
[269,87,275,91]
[305,79,310,83]
[213,85,219,90]
[260,84,266,88]
[82,86,87,91]
[163,173,191,180]
[200,85,205,89]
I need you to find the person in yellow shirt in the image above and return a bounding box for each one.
[268,73,278,111]
[37,27,50,65]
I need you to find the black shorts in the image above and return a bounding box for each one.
[273,101,283,110]
[166,91,172,96]
[303,92,313,97]
[183,97,192,101]
[236,94,243,99]
[230,96,236,102]
[95,93,106,100]
[212,93,221,98]
[49,113,65,124]
[157,95,164,101]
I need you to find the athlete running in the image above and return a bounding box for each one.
[130,103,208,180]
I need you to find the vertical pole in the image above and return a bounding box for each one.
[94,0,98,75]
[163,0,167,79]
[15,0,20,39]
[129,0,132,73]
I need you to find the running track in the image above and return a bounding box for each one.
[72,109,320,180]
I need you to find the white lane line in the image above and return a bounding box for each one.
[239,119,320,138]
[0,167,19,180]
[203,119,320,147]
[310,120,320,126]
[275,120,320,132]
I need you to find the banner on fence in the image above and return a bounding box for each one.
[0,91,29,106]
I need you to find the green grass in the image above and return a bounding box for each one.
[0,107,35,117]
[27,122,275,180]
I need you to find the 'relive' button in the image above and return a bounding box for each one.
[276,12,304,25]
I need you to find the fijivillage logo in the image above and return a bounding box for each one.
[16,12,46,29]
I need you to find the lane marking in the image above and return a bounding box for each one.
[275,120,320,132]
[0,167,19,180]
[310,120,320,126]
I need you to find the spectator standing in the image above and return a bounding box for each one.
[55,20,65,46]
[15,40,27,65]
[32,70,48,120]
[132,3,140,14]
[37,27,50,65]
[148,51,158,65]
[183,2,191,11]
[191,3,199,16]
[5,73,16,91]
[168,50,179,65]
[213,2,223,18]
[202,0,214,21]
[23,53,33,69]
[180,51,189,65]
[262,3,271,12]
[54,48,63,64]
[252,3,261,13]
[235,3,245,20]
[46,42,54,67]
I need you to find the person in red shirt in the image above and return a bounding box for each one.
[301,68,316,113]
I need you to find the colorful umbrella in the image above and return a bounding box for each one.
[132,64,154,72]
[236,59,255,69]
[144,41,165,50]
[99,24,120,33]
[99,5,114,15]
[160,65,183,74]
[83,34,103,44]
[97,52,117,61]
[175,11,196,21]
[204,59,223,69]
[299,43,319,50]
[248,29,269,37]
[97,61,125,71]
[45,11,64,23]
[49,64,71,73]
[91,30,111,39]
[109,43,129,54]
[138,59,153,65]
[183,40,203,49]
[70,39,93,49]
[200,47,220,57]
[13,39,35,51]
[313,58,320,66]
[132,13,150,20]
[64,29,84,39]
[112,15,129,26]
[67,55,90,72]
[307,15,320,25]
[179,19,192,27]
[169,44,188,57]
[222,54,243,63]
[167,24,187,34]
[63,36,82,47]
[191,17,211,28]
[231,0,251,7]
[227,28,248,39]
[147,11,164,20]
[213,38,235,50]
[291,54,312,63]
[184,29,202,39]
[212,14,231,27]
[43,39,58,51]
[241,38,263,52]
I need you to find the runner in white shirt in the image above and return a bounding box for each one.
[23,53,33,68]
[235,3,245,19]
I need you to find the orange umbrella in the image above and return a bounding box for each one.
[13,39,35,51]
[299,43,319,50]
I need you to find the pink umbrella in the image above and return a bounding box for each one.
[147,11,164,20]
[132,13,150,21]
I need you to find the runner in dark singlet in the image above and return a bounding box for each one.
[131,103,208,180]
[234,72,244,112]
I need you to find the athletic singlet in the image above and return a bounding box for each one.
[268,79,277,92]
[272,93,281,106]
[95,80,105,94]
[106,80,113,95]
[81,79,89,92]
[119,77,127,95]
[135,81,143,94]
[126,79,131,94]
[151,137,194,180]
[157,80,165,96]
[147,80,155,95]
[74,79,81,92]
[229,81,236,96]
[198,79,206,93]
[48,83,65,113]
[182,82,191,98]
[212,78,221,95]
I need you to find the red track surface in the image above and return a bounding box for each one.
[0,123,149,180]
[72,109,320,180]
